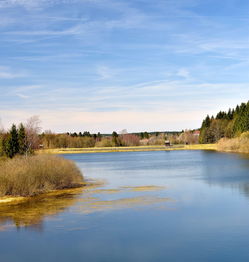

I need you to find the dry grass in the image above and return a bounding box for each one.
[0,154,84,197]
[37,144,217,154]
[217,132,249,153]
[183,144,217,150]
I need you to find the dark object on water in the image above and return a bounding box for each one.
[165,140,171,147]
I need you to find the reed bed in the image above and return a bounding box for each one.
[37,144,216,154]
[217,132,249,153]
[0,155,83,197]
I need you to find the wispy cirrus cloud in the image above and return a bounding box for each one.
[16,93,29,99]
[0,66,26,79]
[1,0,249,131]
[0,0,56,9]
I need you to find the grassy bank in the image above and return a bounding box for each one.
[217,132,249,153]
[38,144,217,154]
[0,155,84,197]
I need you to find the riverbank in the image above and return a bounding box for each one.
[0,144,216,204]
[217,132,249,154]
[0,181,95,206]
[38,144,217,154]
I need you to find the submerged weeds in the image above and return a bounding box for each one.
[0,155,84,197]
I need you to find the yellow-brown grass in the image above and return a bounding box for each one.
[37,144,217,154]
[0,155,84,197]
[217,132,249,153]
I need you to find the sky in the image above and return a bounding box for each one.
[0,0,249,133]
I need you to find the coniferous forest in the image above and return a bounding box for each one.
[199,101,249,144]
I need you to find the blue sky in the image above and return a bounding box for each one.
[1,0,249,133]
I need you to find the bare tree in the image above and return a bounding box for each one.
[0,118,4,133]
[25,116,42,153]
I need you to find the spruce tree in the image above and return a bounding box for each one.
[3,135,14,158]
[10,124,19,156]
[18,123,27,155]
[2,124,20,158]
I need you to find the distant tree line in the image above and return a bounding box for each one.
[200,101,249,143]
[40,129,201,148]
[0,117,204,153]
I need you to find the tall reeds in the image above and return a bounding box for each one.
[0,155,83,197]
[217,132,249,153]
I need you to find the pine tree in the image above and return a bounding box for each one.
[3,135,14,158]
[10,124,19,156]
[112,131,118,138]
[18,123,27,155]
[2,124,20,158]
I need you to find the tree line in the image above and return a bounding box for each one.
[0,116,41,158]
[199,101,249,143]
[0,115,203,156]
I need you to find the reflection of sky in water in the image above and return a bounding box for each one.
[1,151,249,261]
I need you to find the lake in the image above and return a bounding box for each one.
[1,150,249,261]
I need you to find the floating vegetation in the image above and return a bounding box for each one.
[0,181,172,231]
[121,185,165,192]
[77,196,171,214]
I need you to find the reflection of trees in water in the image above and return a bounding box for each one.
[0,184,171,232]
[200,151,249,198]
[0,188,84,232]
[238,183,249,198]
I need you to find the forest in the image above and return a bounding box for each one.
[199,101,249,143]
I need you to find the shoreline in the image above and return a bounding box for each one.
[0,145,217,205]
[37,144,217,154]
[0,181,100,206]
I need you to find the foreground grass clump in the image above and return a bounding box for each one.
[0,155,84,197]
[217,132,249,153]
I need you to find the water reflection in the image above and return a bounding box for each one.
[199,151,249,196]
[0,181,171,231]
[2,150,249,234]
[0,187,84,231]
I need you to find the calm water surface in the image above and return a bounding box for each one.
[1,150,249,261]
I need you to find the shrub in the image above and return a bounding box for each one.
[147,136,165,145]
[119,134,140,146]
[95,137,114,147]
[0,155,83,197]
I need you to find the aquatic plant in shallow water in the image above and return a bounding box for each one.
[0,182,172,231]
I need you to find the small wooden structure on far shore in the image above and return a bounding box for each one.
[165,140,171,147]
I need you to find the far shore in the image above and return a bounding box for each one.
[0,144,217,205]
[37,144,217,154]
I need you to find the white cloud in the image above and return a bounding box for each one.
[16,93,29,99]
[0,66,26,79]
[0,0,55,9]
[176,68,190,78]
[96,66,114,80]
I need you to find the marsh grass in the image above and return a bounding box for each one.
[0,155,84,197]
[37,144,216,155]
[218,132,249,153]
